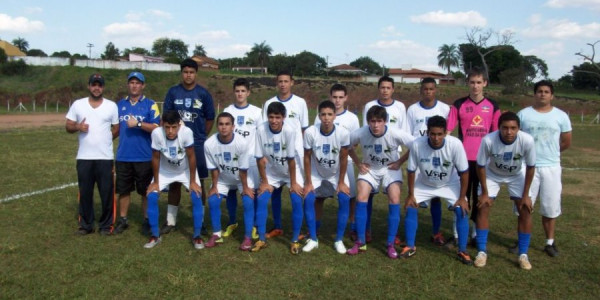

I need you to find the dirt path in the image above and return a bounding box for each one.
[0,113,65,129]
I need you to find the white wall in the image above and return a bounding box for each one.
[9,56,179,72]
[10,56,69,66]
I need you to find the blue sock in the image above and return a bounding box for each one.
[475,228,489,253]
[226,189,238,225]
[147,191,160,237]
[242,194,254,238]
[405,207,418,248]
[191,191,204,238]
[256,191,270,241]
[290,192,303,242]
[455,207,469,252]
[430,198,442,235]
[336,192,350,241]
[356,202,367,244]
[518,232,531,255]
[366,194,374,232]
[316,220,321,232]
[304,191,317,241]
[387,204,401,246]
[271,187,283,229]
[208,193,222,233]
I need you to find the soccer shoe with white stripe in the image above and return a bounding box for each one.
[474,251,487,268]
[302,239,319,252]
[519,254,532,270]
[144,236,162,249]
[334,241,347,254]
[457,251,473,266]
[193,237,205,250]
[387,244,398,259]
[347,241,367,255]
[205,234,223,248]
[290,242,301,255]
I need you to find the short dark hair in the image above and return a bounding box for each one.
[534,80,554,94]
[267,101,286,116]
[421,77,436,86]
[498,111,520,128]
[180,58,198,71]
[233,78,250,90]
[378,75,394,88]
[277,70,293,80]
[426,115,447,131]
[318,100,336,113]
[217,112,234,124]
[162,110,181,124]
[467,66,487,81]
[330,83,347,95]
[366,105,387,121]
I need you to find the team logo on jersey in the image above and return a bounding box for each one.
[193,99,202,109]
[224,152,232,162]
[288,112,297,119]
[174,99,183,105]
[420,158,430,162]
[185,98,192,108]
[503,152,513,161]
[246,118,255,125]
[513,154,522,161]
[237,116,245,125]
[390,116,398,123]
[374,144,383,154]
[322,144,330,154]
[443,160,452,167]
[169,146,177,158]
[273,142,281,153]
[432,157,441,167]
[481,105,490,113]
[121,106,126,111]
[472,115,483,126]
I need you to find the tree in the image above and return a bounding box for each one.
[26,49,47,57]
[267,53,294,74]
[572,62,600,90]
[101,42,119,60]
[459,44,523,83]
[51,51,71,58]
[293,51,327,77]
[71,53,88,59]
[498,68,527,94]
[193,44,207,57]
[12,37,29,53]
[0,48,6,63]
[122,47,150,57]
[350,56,382,75]
[523,55,548,82]
[574,40,600,78]
[437,44,461,76]
[246,41,272,67]
[464,27,515,79]
[152,37,189,63]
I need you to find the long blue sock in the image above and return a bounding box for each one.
[242,194,254,238]
[226,189,238,225]
[290,192,303,242]
[405,207,418,248]
[430,198,442,235]
[475,228,489,253]
[356,202,367,244]
[336,192,350,241]
[191,191,204,238]
[147,191,160,237]
[316,220,321,232]
[366,194,374,232]
[518,232,531,255]
[304,191,317,241]
[271,187,283,229]
[387,204,401,245]
[208,193,222,233]
[455,207,469,253]
[256,191,270,241]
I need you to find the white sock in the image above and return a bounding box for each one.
[453,215,458,239]
[167,204,179,226]
[471,223,477,238]
[546,239,554,246]
[214,231,222,237]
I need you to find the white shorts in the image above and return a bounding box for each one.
[347,161,357,198]
[212,168,258,195]
[311,173,350,198]
[530,166,562,218]
[155,170,201,191]
[478,169,525,200]
[266,158,305,189]
[357,167,402,194]
[414,178,460,208]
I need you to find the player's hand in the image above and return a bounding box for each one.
[518,195,533,214]
[258,182,273,195]
[207,186,219,198]
[358,163,370,175]
[337,182,350,196]
[303,183,314,198]
[79,118,89,133]
[190,181,202,197]
[454,196,470,215]
[146,182,159,196]
[387,160,402,170]
[290,182,303,196]
[242,186,255,199]
[127,115,138,128]
[404,195,418,209]
[477,194,492,209]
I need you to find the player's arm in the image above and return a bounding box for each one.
[560,131,572,152]
[205,119,214,136]
[146,150,161,195]
[348,146,369,174]
[518,165,535,213]
[256,157,272,194]
[476,166,491,208]
[303,148,314,196]
[288,157,302,196]
[337,146,350,195]
[66,118,88,133]
[208,169,220,198]
[186,146,202,196]
[111,123,119,140]
[404,171,417,209]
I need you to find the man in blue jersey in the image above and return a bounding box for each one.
[114,72,160,234]
[162,58,215,234]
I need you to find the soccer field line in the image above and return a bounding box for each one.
[0,182,77,203]
[563,167,599,171]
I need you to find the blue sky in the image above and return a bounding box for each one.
[1,0,599,79]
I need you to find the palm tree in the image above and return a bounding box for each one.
[247,41,272,67]
[193,44,207,57]
[12,37,29,53]
[437,44,461,76]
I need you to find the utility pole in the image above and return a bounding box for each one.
[87,43,94,59]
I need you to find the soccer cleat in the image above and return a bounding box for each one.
[239,237,253,251]
[251,240,268,252]
[205,234,224,248]
[223,223,238,237]
[193,237,205,250]
[302,239,319,252]
[457,251,473,266]
[474,251,487,268]
[519,254,532,270]
[334,241,347,254]
[160,223,177,235]
[399,246,416,259]
[99,229,113,236]
[144,236,161,249]
[431,232,446,246]
[508,242,519,255]
[266,228,283,239]
[346,241,367,255]
[544,243,559,257]
[251,227,259,240]
[290,242,301,255]
[114,217,129,234]
[387,244,398,259]
[75,228,94,235]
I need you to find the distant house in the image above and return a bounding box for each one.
[388,68,448,84]
[192,55,219,70]
[329,64,368,75]
[128,53,164,63]
[0,40,26,57]
[231,66,268,74]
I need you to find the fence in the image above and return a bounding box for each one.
[9,56,180,72]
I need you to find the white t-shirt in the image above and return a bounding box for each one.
[407,135,469,188]
[66,97,118,160]
[303,125,350,179]
[263,94,308,157]
[476,130,536,177]
[204,133,250,186]
[362,99,408,131]
[255,121,298,179]
[314,109,360,163]
[151,126,194,177]
[223,103,263,165]
[350,125,414,171]
[406,100,450,137]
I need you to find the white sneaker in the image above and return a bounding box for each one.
[474,251,487,268]
[193,237,205,250]
[144,236,162,249]
[334,240,347,254]
[519,254,532,270]
[302,239,319,252]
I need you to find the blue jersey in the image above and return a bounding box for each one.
[116,96,160,162]
[163,84,215,143]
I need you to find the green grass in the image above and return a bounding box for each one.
[1,124,600,298]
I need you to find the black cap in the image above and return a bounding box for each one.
[88,73,105,86]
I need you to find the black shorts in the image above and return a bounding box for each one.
[115,161,153,195]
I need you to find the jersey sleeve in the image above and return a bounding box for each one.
[66,101,78,122]
[447,105,458,132]
[163,89,175,111]
[182,128,194,148]
[150,128,163,151]
[491,107,501,132]
[238,143,250,170]
[303,127,315,150]
[110,103,119,125]
[340,128,351,148]
[399,104,409,133]
[523,133,537,167]
[202,90,216,121]
[559,111,572,132]
[254,128,264,159]
[313,115,320,127]
[300,100,309,129]
[454,143,469,173]
[285,130,297,159]
[148,100,161,124]
[395,130,415,146]
[204,140,217,170]
[476,136,490,167]
[349,127,361,146]
[406,141,418,173]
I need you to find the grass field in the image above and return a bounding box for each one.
[1,123,599,299]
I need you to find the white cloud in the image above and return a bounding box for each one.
[24,7,43,14]
[193,30,231,41]
[103,22,152,37]
[366,39,438,69]
[546,0,600,10]
[381,25,403,37]
[410,10,486,27]
[524,42,565,57]
[0,14,44,33]
[207,44,252,58]
[125,12,143,21]
[529,14,542,25]
[522,19,600,39]
[147,9,172,19]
